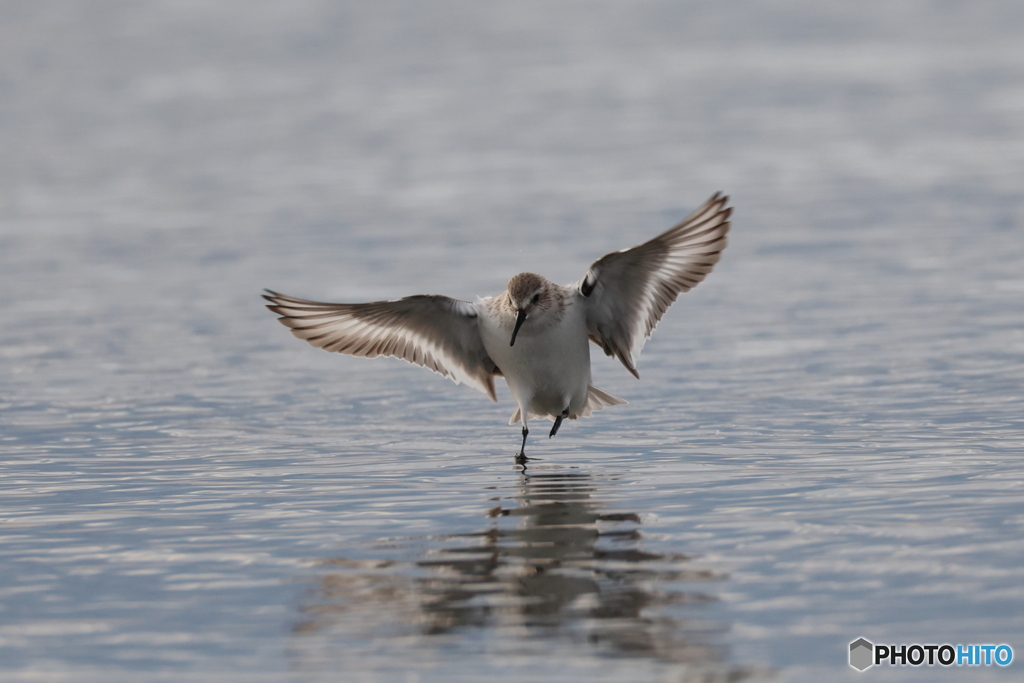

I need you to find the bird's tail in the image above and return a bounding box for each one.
[508,385,627,425]
[576,385,627,418]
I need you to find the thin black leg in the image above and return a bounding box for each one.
[549,409,569,438]
[515,426,530,465]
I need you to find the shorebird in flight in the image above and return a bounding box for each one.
[264,193,731,461]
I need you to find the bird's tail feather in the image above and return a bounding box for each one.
[577,385,627,418]
[508,385,627,424]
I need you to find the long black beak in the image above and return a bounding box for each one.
[510,309,528,346]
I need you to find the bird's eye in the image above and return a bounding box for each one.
[531,293,540,304]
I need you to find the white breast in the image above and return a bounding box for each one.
[479,296,592,420]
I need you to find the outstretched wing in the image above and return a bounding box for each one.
[579,192,731,378]
[263,290,501,400]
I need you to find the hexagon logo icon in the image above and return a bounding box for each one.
[850,638,874,671]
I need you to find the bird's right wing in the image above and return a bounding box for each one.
[263,290,501,401]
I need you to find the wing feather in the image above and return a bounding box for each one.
[580,192,731,377]
[263,290,500,400]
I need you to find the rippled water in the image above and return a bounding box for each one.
[3,1,1024,681]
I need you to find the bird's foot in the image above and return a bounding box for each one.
[514,452,530,466]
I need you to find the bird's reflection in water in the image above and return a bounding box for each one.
[294,469,758,679]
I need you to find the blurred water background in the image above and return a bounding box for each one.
[2,1,1024,681]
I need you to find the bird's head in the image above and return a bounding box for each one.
[506,272,553,346]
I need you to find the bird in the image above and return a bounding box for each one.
[264,192,731,461]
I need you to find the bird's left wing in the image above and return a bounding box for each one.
[263,290,501,400]
[579,193,731,378]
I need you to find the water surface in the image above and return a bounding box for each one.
[2,1,1024,681]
